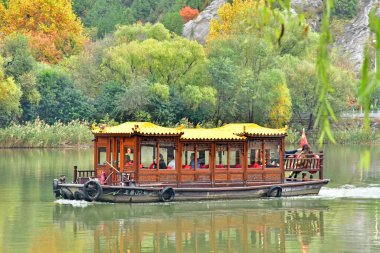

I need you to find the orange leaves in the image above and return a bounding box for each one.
[0,0,87,63]
[179,6,199,23]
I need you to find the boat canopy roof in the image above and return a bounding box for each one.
[92,122,183,136]
[93,122,287,139]
[219,123,287,137]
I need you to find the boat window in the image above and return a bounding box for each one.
[140,139,176,170]
[182,144,195,170]
[265,140,280,168]
[182,143,210,170]
[248,141,262,169]
[124,146,134,168]
[230,144,243,169]
[97,147,107,165]
[159,141,176,170]
[140,141,156,169]
[196,144,211,169]
[216,144,228,169]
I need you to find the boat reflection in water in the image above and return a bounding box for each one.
[53,199,326,253]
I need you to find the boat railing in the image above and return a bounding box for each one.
[284,152,324,179]
[73,166,95,183]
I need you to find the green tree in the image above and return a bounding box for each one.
[162,12,183,35]
[103,36,207,88]
[0,33,40,121]
[93,81,125,121]
[36,67,94,124]
[276,54,356,129]
[114,23,171,42]
[333,0,358,19]
[0,56,22,126]
[131,0,157,22]
[83,0,134,38]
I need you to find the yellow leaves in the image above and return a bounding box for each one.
[0,3,5,28]
[269,83,292,128]
[0,58,22,116]
[0,0,88,63]
[208,0,264,42]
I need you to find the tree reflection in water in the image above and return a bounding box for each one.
[53,200,326,253]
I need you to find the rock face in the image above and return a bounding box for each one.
[291,0,323,31]
[335,0,376,72]
[182,0,226,45]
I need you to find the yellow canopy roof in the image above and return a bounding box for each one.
[219,123,287,137]
[93,122,287,139]
[92,122,183,136]
[180,128,245,141]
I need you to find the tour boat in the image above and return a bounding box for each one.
[52,122,329,203]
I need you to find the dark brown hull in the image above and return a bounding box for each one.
[56,179,329,203]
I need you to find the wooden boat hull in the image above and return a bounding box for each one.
[55,179,329,203]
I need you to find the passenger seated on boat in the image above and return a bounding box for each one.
[290,144,314,178]
[149,159,156,169]
[158,153,167,169]
[265,153,279,167]
[249,162,262,168]
[296,144,313,169]
[167,155,175,170]
[190,153,200,169]
[125,155,133,166]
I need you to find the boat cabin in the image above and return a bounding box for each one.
[75,122,322,187]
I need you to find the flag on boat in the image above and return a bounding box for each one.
[300,128,308,148]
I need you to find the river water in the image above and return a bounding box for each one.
[0,146,379,253]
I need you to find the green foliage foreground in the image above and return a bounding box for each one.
[0,120,92,148]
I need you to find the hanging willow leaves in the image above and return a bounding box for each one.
[357,11,380,171]
[314,0,336,145]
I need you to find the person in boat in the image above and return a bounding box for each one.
[167,155,175,170]
[265,152,279,167]
[285,148,301,157]
[289,144,314,178]
[252,161,262,168]
[125,155,133,166]
[149,159,156,169]
[158,153,167,169]
[190,153,200,169]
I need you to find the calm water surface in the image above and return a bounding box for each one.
[0,145,380,253]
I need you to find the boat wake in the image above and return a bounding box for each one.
[54,199,104,207]
[318,184,380,199]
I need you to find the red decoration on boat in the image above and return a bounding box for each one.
[300,128,308,148]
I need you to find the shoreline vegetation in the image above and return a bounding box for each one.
[1,119,380,148]
[0,120,93,148]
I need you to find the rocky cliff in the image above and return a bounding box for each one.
[182,0,379,72]
[182,0,226,45]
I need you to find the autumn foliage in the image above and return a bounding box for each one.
[0,0,87,63]
[179,6,199,23]
[208,0,263,42]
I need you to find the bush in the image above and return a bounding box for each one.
[162,12,183,35]
[332,0,358,19]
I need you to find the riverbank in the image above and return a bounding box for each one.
[1,120,379,148]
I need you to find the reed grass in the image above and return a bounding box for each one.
[0,119,93,148]
[286,127,380,145]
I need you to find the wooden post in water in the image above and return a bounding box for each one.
[319,151,324,179]
[73,166,77,183]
